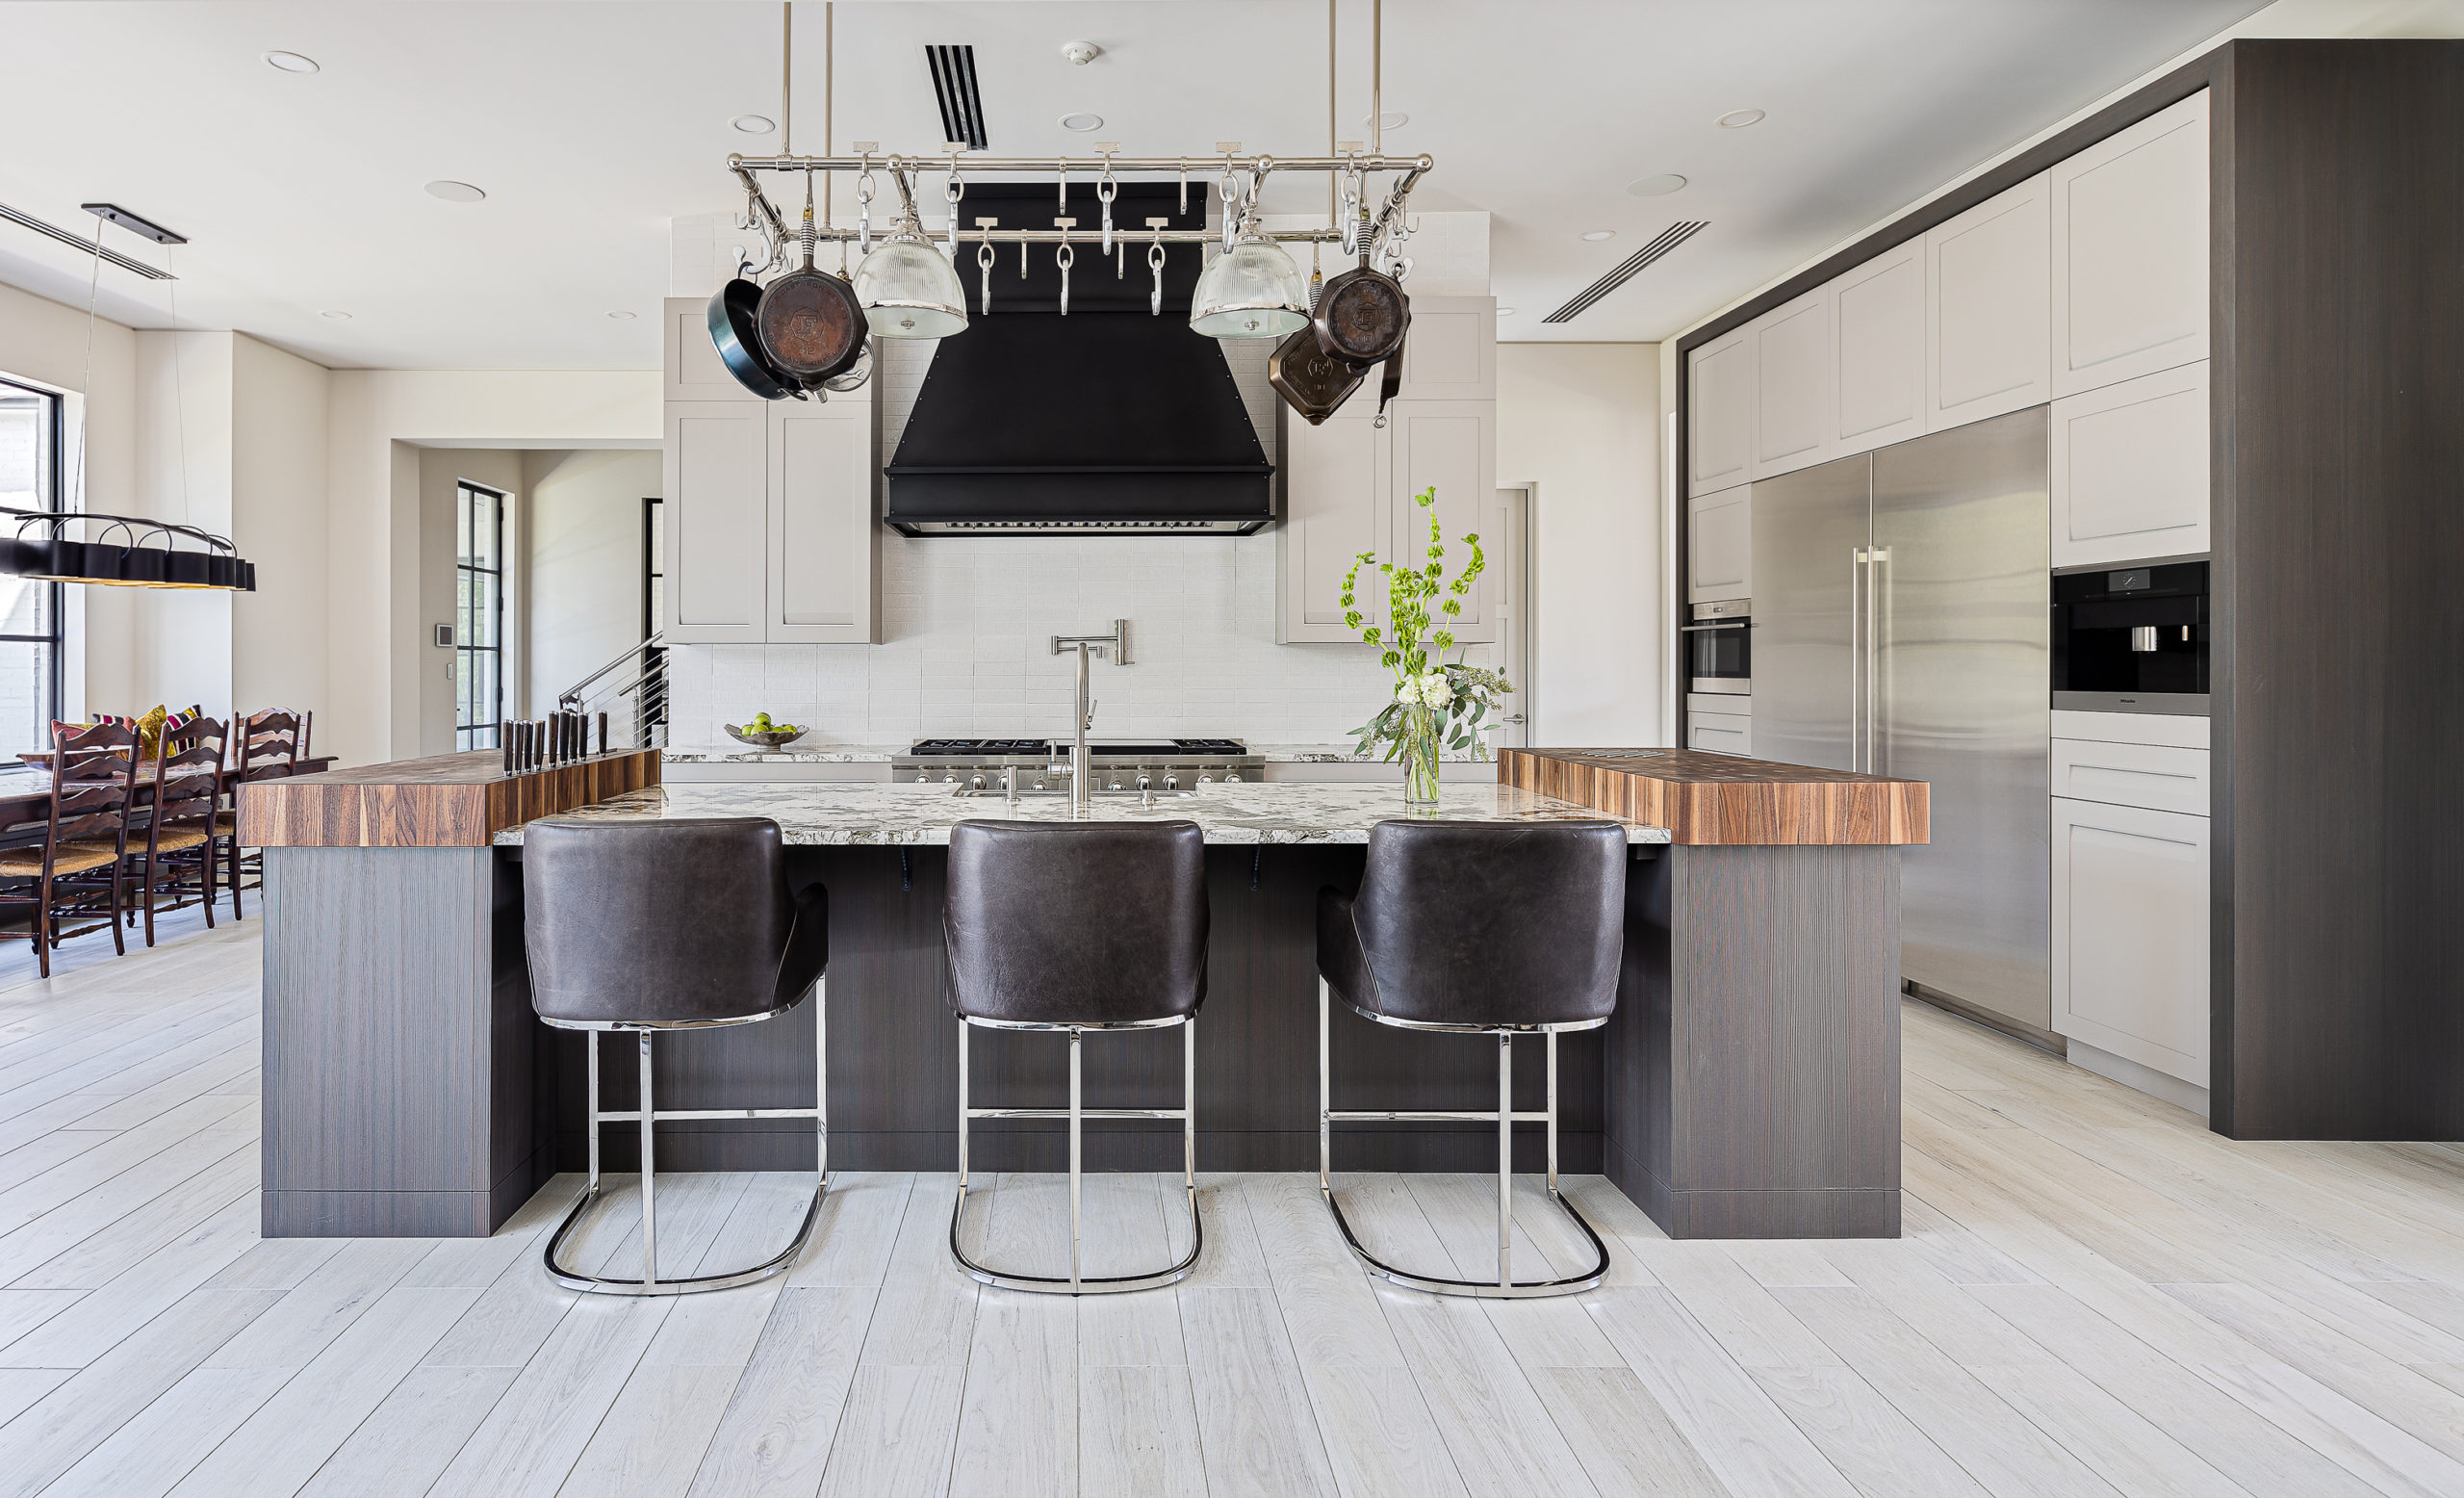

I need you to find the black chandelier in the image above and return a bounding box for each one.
[0,508,255,591]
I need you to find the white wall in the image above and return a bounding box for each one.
[131,330,234,723]
[325,370,658,765]
[232,334,329,735]
[1496,344,1661,745]
[524,448,655,719]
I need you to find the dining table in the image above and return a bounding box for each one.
[0,756,338,836]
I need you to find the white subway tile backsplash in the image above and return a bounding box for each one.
[669,323,1490,748]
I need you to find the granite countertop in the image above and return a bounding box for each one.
[494,780,1669,846]
[659,742,1491,764]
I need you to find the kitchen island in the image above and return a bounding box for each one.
[254,752,1920,1241]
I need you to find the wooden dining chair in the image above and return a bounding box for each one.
[218,709,301,919]
[137,717,227,945]
[0,722,139,977]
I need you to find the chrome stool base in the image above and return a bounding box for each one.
[947,1015,1202,1295]
[1318,979,1613,1300]
[543,984,829,1297]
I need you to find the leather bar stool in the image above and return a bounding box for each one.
[942,819,1207,1294]
[1318,818,1628,1298]
[524,817,829,1295]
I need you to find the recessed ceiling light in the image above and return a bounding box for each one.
[1362,111,1408,130]
[320,310,351,320]
[606,310,636,321]
[730,114,775,135]
[1580,230,1616,243]
[262,50,319,73]
[1626,173,1688,197]
[424,180,486,203]
[1497,308,1517,318]
[1716,108,1766,129]
[1059,112,1103,132]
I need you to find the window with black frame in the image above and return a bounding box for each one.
[455,480,505,750]
[0,379,66,760]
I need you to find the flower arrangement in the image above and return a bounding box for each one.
[1340,484,1515,803]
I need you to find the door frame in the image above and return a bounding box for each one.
[1494,482,1534,748]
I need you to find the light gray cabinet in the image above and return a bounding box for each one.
[1924,172,2052,431]
[1750,286,1835,481]
[2049,359,2209,567]
[2052,90,2209,398]
[2051,794,2210,1086]
[1686,487,1750,605]
[1687,326,1755,497]
[1278,397,1496,645]
[1830,242,1926,456]
[662,297,881,644]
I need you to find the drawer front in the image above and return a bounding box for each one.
[2051,737,2207,815]
[1687,712,1752,757]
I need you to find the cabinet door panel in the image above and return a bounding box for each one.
[1686,712,1751,756]
[1832,244,1925,453]
[1688,328,1755,496]
[2051,797,2209,1085]
[664,297,758,402]
[1687,488,1750,605]
[1751,288,1835,481]
[1391,400,1498,643]
[2049,360,2209,567]
[662,401,767,642]
[767,394,878,643]
[1278,414,1389,643]
[2053,91,2209,397]
[1925,172,2052,431]
[1397,297,1497,399]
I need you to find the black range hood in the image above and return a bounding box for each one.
[884,184,1274,536]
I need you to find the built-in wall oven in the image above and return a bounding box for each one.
[2053,559,2209,713]
[1682,598,1751,695]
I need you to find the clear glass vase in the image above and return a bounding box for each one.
[1401,704,1443,806]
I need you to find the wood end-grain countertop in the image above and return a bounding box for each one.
[237,747,662,847]
[1499,747,1928,845]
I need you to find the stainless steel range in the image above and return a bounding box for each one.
[892,737,1262,793]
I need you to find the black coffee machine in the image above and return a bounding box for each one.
[2052,559,2209,711]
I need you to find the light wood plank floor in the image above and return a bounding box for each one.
[2,909,2463,1495]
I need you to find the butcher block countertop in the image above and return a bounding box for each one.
[1499,747,1928,846]
[237,747,662,847]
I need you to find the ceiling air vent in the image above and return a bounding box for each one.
[927,44,988,151]
[1541,220,1708,323]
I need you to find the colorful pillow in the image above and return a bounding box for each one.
[161,705,203,749]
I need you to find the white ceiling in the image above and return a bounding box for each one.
[0,0,2271,371]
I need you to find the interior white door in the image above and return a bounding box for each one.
[1688,327,1755,496]
[1831,242,1926,455]
[2051,795,2211,1086]
[2049,360,2210,567]
[661,400,767,643]
[766,393,878,644]
[1925,172,2052,432]
[1490,486,1530,748]
[2052,90,2209,398]
[1277,412,1389,643]
[1751,287,1835,481]
[1390,400,1499,643]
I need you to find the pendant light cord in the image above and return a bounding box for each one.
[68,220,103,515]
[167,245,191,529]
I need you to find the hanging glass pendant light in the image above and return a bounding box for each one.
[1190,203,1308,339]
[851,172,968,339]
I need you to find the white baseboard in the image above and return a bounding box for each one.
[2066,1039,2210,1119]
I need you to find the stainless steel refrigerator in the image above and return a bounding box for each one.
[1750,407,2051,1032]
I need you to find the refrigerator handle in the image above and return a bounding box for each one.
[1848,547,1866,773]
[1863,547,1890,776]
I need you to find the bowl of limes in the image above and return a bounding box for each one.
[723,712,807,752]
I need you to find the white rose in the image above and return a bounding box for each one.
[1395,677,1423,706]
[1419,671,1453,707]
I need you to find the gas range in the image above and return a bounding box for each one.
[891,737,1263,790]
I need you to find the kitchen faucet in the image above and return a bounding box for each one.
[1049,619,1131,814]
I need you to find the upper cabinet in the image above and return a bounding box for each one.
[1687,327,1755,497]
[2050,359,2209,567]
[665,296,759,402]
[661,297,882,644]
[1830,242,1926,456]
[1394,297,1498,400]
[2052,91,2209,399]
[1750,286,1835,482]
[1925,171,2052,432]
[1688,487,1750,606]
[1278,396,1497,646]
[1389,399,1499,643]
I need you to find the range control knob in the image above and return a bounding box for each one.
[1223,772,1242,784]
[1164,774,1179,790]
[914,771,930,784]
[942,770,957,784]
[1109,778,1125,791]
[970,774,987,789]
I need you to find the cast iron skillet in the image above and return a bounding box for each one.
[1270,324,1365,425]
[755,176,868,392]
[706,276,798,400]
[1314,252,1411,368]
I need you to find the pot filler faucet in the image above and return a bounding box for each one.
[1049,620,1131,814]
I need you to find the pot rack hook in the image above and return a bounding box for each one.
[1178,160,1190,216]
[853,141,878,253]
[975,217,998,313]
[1216,142,1243,251]
[1054,219,1076,316]
[1146,218,1168,316]
[1095,142,1118,255]
[942,142,966,258]
[1057,158,1068,215]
